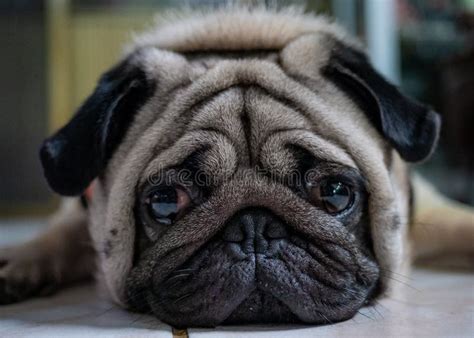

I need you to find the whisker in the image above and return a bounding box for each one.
[173,293,194,304]
[320,312,333,324]
[164,273,192,283]
[385,275,420,292]
[357,309,375,321]
[372,302,385,319]
[379,267,414,281]
[172,268,196,273]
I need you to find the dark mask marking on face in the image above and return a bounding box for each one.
[128,145,380,327]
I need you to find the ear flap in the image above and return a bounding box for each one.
[321,43,441,162]
[40,56,156,196]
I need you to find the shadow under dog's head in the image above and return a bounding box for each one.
[39,9,440,327]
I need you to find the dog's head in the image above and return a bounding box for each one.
[39,9,440,327]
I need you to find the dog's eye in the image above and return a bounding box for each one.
[309,180,354,214]
[145,186,191,225]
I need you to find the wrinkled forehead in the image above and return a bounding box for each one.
[128,51,372,179]
[105,42,391,201]
[140,85,357,181]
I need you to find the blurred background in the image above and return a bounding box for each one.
[0,0,473,219]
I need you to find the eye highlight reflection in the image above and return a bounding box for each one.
[308,179,354,214]
[145,185,191,226]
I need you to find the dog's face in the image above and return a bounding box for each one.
[39,13,439,328]
[127,93,380,326]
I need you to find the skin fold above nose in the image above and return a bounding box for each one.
[222,207,288,254]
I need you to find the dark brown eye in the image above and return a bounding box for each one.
[145,186,191,225]
[310,180,354,214]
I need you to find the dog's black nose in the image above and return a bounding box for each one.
[222,207,288,255]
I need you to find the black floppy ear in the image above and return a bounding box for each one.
[321,43,441,162]
[40,55,155,196]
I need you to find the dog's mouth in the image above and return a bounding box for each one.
[151,245,302,327]
[222,288,299,325]
[133,208,380,328]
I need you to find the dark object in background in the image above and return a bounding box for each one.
[0,4,50,212]
[398,1,474,205]
[439,50,474,205]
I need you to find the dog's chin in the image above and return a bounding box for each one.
[145,236,380,328]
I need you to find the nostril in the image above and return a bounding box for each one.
[265,221,288,239]
[223,223,244,242]
[222,207,289,248]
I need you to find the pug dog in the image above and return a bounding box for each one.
[1,7,473,329]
